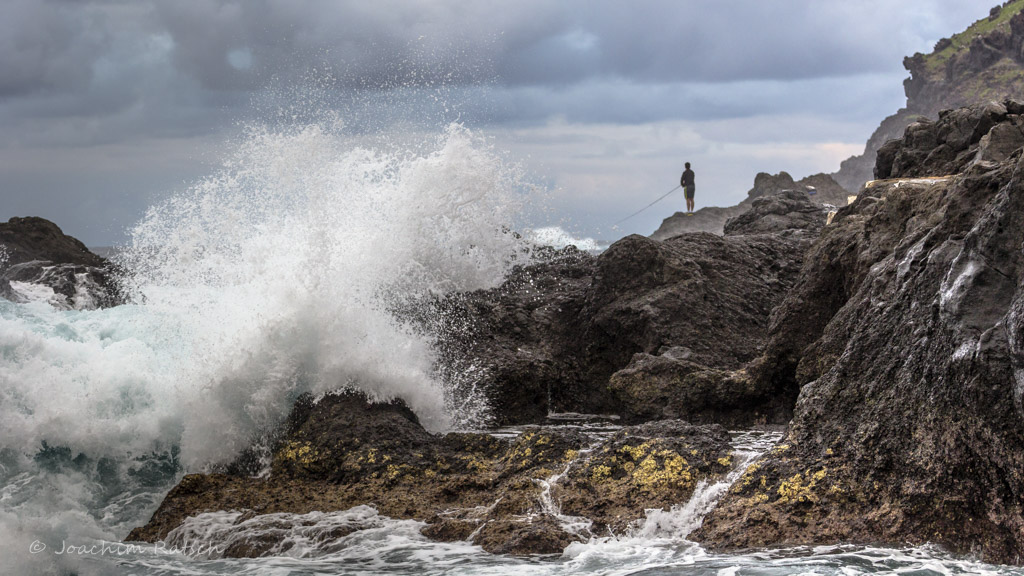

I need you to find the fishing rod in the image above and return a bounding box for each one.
[612,185,681,226]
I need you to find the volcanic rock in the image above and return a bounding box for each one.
[0,216,104,267]
[0,217,120,309]
[723,189,829,236]
[651,172,846,240]
[127,389,734,557]
[439,214,818,426]
[834,3,1024,192]
[695,101,1024,564]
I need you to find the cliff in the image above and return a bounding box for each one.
[834,1,1024,192]
[695,100,1024,564]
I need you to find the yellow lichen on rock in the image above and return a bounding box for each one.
[591,464,612,482]
[460,455,491,473]
[734,460,763,492]
[278,441,322,466]
[777,467,828,504]
[384,464,415,483]
[633,450,693,492]
[618,442,649,461]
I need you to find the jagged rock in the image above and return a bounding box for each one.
[473,517,582,555]
[0,260,117,309]
[270,390,436,483]
[650,173,846,240]
[875,100,1022,179]
[649,204,748,240]
[695,104,1024,565]
[439,223,814,425]
[834,4,1024,192]
[430,247,597,424]
[128,390,734,557]
[608,353,782,427]
[0,217,120,309]
[723,189,828,236]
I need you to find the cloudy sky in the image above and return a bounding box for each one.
[0,0,992,246]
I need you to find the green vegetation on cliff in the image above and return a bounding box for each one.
[925,0,1024,73]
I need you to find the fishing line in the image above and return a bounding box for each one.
[612,185,681,226]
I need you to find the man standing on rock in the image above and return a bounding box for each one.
[681,162,695,214]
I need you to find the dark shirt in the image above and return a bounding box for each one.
[681,168,695,188]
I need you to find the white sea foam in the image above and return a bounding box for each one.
[527,226,606,252]
[0,121,531,573]
[115,121,529,463]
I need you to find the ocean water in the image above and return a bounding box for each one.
[0,121,1020,575]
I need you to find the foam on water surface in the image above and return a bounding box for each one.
[0,121,533,574]
[2,115,1023,576]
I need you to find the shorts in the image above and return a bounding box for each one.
[685,185,695,199]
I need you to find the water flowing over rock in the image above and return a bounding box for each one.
[696,100,1024,564]
[0,216,120,309]
[127,389,735,556]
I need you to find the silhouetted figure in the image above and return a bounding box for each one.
[680,162,695,214]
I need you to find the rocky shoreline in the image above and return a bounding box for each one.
[5,100,1024,563]
[127,100,1024,563]
[0,216,120,309]
[124,390,741,556]
[696,100,1024,564]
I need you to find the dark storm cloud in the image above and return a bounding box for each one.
[0,0,984,135]
[0,0,996,244]
[0,0,992,148]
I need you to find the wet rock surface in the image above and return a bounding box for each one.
[0,216,120,309]
[438,220,817,426]
[695,102,1024,564]
[128,390,734,557]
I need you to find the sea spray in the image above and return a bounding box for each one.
[0,121,531,573]
[116,121,531,465]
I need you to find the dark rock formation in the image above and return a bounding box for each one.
[439,206,819,425]
[834,3,1024,192]
[650,172,847,240]
[723,189,829,236]
[128,389,734,557]
[0,217,104,268]
[875,100,1024,179]
[0,217,120,309]
[649,204,747,240]
[607,353,778,428]
[695,101,1024,565]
